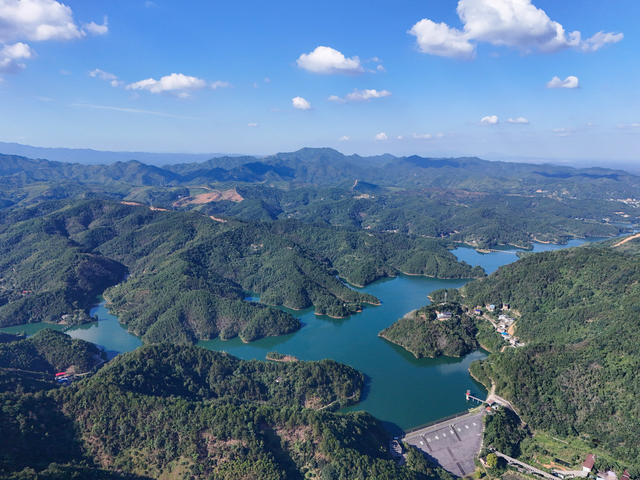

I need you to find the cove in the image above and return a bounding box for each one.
[0,238,594,432]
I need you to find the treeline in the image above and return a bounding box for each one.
[0,344,451,480]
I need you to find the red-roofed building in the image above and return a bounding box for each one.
[583,454,595,473]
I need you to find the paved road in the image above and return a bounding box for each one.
[404,410,484,477]
[493,451,557,480]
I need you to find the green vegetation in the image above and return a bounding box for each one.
[379,303,478,358]
[483,409,527,457]
[0,344,449,479]
[474,319,506,353]
[463,237,640,467]
[0,198,481,343]
[517,431,640,477]
[3,149,637,250]
[0,329,102,374]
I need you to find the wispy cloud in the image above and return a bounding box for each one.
[89,68,121,87]
[71,103,198,119]
[328,88,391,103]
[507,116,530,124]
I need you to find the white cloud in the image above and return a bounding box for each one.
[247,122,259,128]
[0,0,84,42]
[507,116,529,124]
[617,123,640,129]
[328,88,391,103]
[339,135,350,141]
[83,17,108,36]
[547,75,579,89]
[581,31,624,52]
[211,80,231,89]
[376,64,386,72]
[89,68,121,87]
[126,73,207,95]
[0,42,32,72]
[409,19,475,59]
[409,0,622,58]
[413,133,433,139]
[481,115,499,124]
[375,132,388,141]
[292,96,311,110]
[552,127,573,136]
[297,46,363,74]
[0,1,108,75]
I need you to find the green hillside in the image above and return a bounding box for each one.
[0,199,480,344]
[0,344,452,480]
[463,237,640,466]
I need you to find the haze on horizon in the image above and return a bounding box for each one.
[0,0,638,164]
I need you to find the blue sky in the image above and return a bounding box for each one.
[0,0,638,163]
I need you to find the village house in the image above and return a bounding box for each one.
[436,311,452,320]
[582,454,595,473]
[498,314,515,325]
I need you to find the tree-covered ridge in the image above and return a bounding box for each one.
[200,184,625,249]
[379,303,479,358]
[0,198,481,343]
[0,329,103,375]
[2,149,637,250]
[85,344,364,409]
[0,344,451,480]
[462,238,640,467]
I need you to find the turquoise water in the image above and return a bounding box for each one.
[66,302,142,359]
[0,239,597,431]
[0,322,67,336]
[452,238,590,275]
[200,275,486,431]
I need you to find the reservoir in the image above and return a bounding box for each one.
[1,239,592,431]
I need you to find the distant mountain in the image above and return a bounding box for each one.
[5,146,639,198]
[0,141,234,165]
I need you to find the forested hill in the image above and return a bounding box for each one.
[0,329,104,395]
[0,344,452,480]
[0,198,480,343]
[463,236,640,466]
[0,329,102,375]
